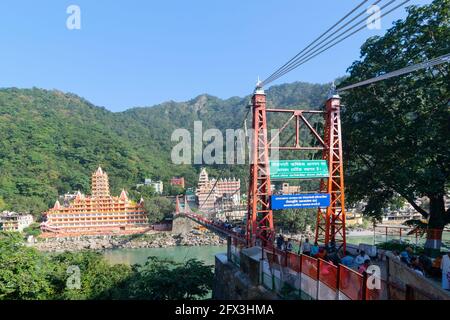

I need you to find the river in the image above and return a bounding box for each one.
[103,245,227,266]
[102,235,376,266]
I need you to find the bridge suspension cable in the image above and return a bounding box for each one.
[262,0,411,87]
[197,104,251,213]
[337,53,450,91]
[262,0,370,86]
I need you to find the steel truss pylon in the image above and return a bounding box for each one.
[315,90,347,252]
[246,85,274,247]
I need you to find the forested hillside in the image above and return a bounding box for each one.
[0,82,329,216]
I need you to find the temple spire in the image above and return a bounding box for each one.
[120,189,128,201]
[91,166,110,197]
[53,200,61,210]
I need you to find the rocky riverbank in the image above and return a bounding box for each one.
[32,230,226,252]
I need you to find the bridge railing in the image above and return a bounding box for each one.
[184,212,246,241]
[185,212,392,300]
[259,246,376,300]
[338,264,364,300]
[184,212,247,266]
[230,236,246,266]
[373,225,450,251]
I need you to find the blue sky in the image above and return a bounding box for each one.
[0,0,431,111]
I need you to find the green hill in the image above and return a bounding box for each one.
[0,82,329,216]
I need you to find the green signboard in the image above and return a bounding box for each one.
[269,160,329,179]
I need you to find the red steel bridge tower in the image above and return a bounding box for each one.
[246,83,346,251]
[246,83,274,247]
[315,87,347,252]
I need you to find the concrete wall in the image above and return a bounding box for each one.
[171,216,196,234]
[386,251,450,300]
[212,252,278,300]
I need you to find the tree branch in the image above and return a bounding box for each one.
[396,191,429,219]
[355,153,430,219]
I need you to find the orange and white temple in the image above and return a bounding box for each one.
[41,167,148,235]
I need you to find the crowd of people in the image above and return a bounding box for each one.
[212,219,246,236]
[392,247,450,290]
[392,247,428,276]
[275,235,374,274]
[275,234,450,291]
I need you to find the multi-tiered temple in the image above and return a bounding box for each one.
[195,168,241,212]
[42,167,148,235]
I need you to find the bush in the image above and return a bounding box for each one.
[376,240,424,255]
[23,223,41,237]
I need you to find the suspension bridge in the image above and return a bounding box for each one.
[170,0,449,300]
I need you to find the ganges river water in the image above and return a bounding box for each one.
[102,236,375,266]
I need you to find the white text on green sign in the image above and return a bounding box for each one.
[269,160,329,179]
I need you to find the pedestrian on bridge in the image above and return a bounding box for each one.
[310,242,319,257]
[276,234,284,250]
[354,250,370,268]
[441,252,450,291]
[302,238,311,256]
[286,239,293,252]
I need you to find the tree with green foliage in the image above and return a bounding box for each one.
[0,232,53,300]
[144,197,175,224]
[124,257,213,300]
[341,0,449,253]
[275,209,316,234]
[49,251,132,300]
[129,185,157,201]
[0,198,5,211]
[23,223,42,237]
[165,184,185,197]
[0,233,214,300]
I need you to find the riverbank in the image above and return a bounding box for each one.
[32,230,226,252]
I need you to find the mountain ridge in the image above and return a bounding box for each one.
[0,81,330,216]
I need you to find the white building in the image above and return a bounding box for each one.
[150,180,164,194]
[137,178,164,194]
[0,211,34,232]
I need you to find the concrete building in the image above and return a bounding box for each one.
[186,188,196,202]
[148,180,164,194]
[137,178,164,194]
[281,183,301,195]
[0,211,33,232]
[170,177,185,189]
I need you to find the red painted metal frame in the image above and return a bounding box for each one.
[246,88,347,251]
[246,90,274,247]
[315,95,347,251]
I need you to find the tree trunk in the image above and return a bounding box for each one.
[424,194,447,257]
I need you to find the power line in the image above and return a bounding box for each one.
[263,0,411,86]
[337,53,450,91]
[262,0,370,85]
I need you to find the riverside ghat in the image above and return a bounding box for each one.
[32,228,225,252]
[32,213,225,252]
